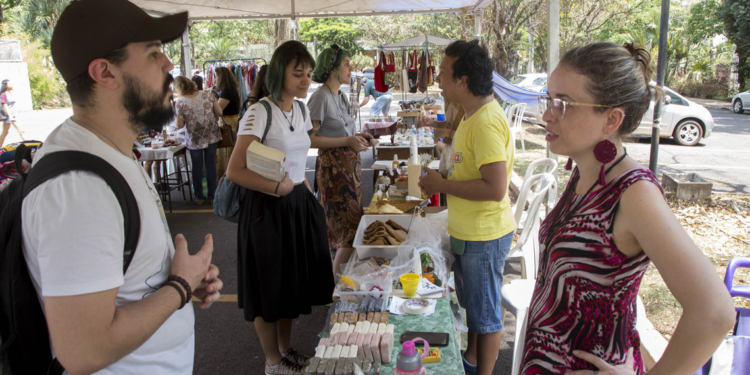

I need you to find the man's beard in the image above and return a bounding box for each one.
[121,73,175,133]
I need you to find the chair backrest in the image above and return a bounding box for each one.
[516,174,553,279]
[523,158,558,182]
[507,103,527,130]
[514,168,557,227]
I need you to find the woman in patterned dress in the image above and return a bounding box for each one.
[307,45,373,275]
[520,42,736,375]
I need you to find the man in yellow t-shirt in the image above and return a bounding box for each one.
[419,40,515,375]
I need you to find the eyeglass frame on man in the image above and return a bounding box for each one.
[539,96,613,119]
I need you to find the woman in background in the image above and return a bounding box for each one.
[307,45,372,275]
[173,76,223,205]
[1,79,24,141]
[214,67,241,179]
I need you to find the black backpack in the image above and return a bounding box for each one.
[0,144,141,375]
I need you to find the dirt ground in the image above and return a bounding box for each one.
[513,121,750,339]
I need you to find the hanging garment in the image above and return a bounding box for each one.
[385,52,396,73]
[374,51,390,93]
[427,51,433,86]
[408,50,419,72]
[418,52,429,93]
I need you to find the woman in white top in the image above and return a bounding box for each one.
[226,40,334,375]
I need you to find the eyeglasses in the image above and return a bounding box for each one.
[538,97,613,119]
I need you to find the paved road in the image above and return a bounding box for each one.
[623,101,750,194]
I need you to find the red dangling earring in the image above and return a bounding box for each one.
[564,158,573,171]
[594,139,617,186]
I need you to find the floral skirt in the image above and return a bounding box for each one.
[315,147,363,252]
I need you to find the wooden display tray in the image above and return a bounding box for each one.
[364,200,421,214]
[397,111,421,117]
[424,105,442,110]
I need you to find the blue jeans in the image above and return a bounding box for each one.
[453,231,514,334]
[189,142,218,200]
[369,94,392,116]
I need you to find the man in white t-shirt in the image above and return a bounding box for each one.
[20,0,223,374]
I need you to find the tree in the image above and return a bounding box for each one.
[719,0,750,90]
[485,0,546,79]
[688,0,723,45]
[299,18,362,54]
[0,0,23,23]
[18,0,70,47]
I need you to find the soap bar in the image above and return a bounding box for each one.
[352,359,363,374]
[334,358,345,375]
[373,312,381,324]
[325,358,336,375]
[380,312,389,324]
[354,331,366,347]
[358,313,367,322]
[316,359,328,375]
[362,333,374,360]
[343,358,354,375]
[346,331,359,346]
[380,333,392,363]
[337,331,350,347]
[368,334,381,364]
[330,313,338,328]
[331,323,341,336]
[373,358,381,375]
[361,321,371,334]
[366,312,374,322]
[337,313,345,323]
[332,345,343,359]
[376,323,386,335]
[340,346,350,359]
[361,359,372,375]
[315,345,326,358]
[349,345,359,358]
[368,323,378,334]
[307,357,321,374]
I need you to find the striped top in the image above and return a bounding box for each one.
[520,167,663,374]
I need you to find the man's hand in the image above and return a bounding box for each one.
[193,264,223,309]
[171,234,213,291]
[347,135,370,152]
[419,116,436,128]
[418,166,444,196]
[565,348,637,375]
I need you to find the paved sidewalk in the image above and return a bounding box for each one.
[687,97,732,110]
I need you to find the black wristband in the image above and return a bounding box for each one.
[167,275,192,309]
[163,282,186,308]
[274,182,280,194]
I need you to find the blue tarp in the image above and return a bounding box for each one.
[493,72,546,106]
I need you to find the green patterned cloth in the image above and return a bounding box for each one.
[380,299,463,375]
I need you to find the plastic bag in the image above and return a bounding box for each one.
[390,213,454,292]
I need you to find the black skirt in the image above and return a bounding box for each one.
[237,184,335,323]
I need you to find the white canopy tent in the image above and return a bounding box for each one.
[131,0,493,21]
[378,35,454,51]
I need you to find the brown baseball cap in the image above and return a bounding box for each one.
[51,0,188,83]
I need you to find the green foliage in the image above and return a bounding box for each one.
[17,0,69,48]
[350,53,373,70]
[299,18,362,54]
[22,40,67,109]
[719,0,750,90]
[688,0,723,45]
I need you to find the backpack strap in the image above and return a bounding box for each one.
[258,100,274,144]
[295,100,306,122]
[22,150,141,273]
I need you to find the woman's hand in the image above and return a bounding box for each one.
[356,132,374,141]
[419,116,435,128]
[565,348,637,375]
[347,136,370,152]
[276,172,294,196]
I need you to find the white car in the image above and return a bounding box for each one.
[732,90,750,113]
[514,73,548,92]
[630,87,715,146]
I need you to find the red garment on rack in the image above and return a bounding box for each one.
[374,51,390,92]
[418,52,429,93]
[385,52,396,73]
[408,50,419,72]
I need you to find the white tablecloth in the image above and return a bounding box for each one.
[137,144,186,161]
[372,160,440,170]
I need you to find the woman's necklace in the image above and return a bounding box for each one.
[269,97,295,132]
[71,116,131,158]
[323,83,347,126]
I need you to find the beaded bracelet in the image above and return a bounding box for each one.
[167,275,192,309]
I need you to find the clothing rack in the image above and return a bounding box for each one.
[377,47,444,102]
[203,58,267,116]
[201,57,267,77]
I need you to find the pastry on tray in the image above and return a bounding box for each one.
[362,220,409,246]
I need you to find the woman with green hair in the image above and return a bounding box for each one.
[307,45,372,274]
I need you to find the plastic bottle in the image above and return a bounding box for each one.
[410,134,419,165]
[392,154,399,170]
[394,340,429,375]
[410,125,417,135]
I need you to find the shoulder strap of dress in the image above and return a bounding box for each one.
[615,168,665,198]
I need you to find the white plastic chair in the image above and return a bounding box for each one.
[500,173,553,375]
[508,103,528,153]
[512,164,557,247]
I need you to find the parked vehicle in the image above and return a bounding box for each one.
[630,86,715,146]
[363,68,375,81]
[529,73,715,146]
[513,73,548,92]
[732,90,750,114]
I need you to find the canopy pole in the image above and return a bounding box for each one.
[547,0,559,173]
[650,0,670,173]
[180,24,192,77]
[424,39,429,101]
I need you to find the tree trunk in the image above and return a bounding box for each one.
[274,19,291,48]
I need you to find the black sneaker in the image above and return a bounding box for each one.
[282,347,311,367]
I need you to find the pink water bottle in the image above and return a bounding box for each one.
[393,338,429,375]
